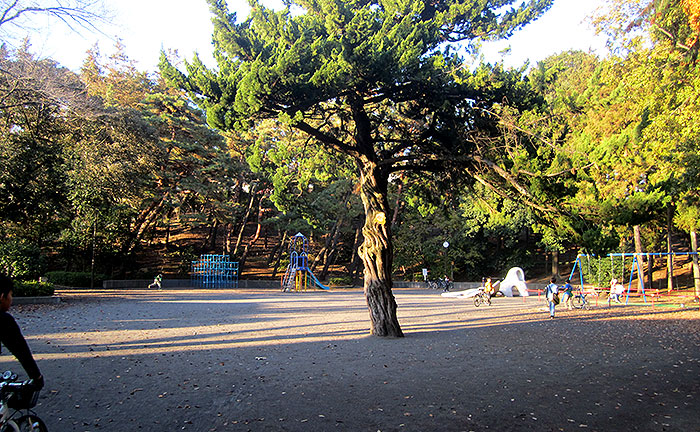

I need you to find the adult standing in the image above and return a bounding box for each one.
[545,276,559,319]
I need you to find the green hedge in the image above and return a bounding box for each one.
[13,281,55,297]
[45,271,107,288]
[329,276,352,286]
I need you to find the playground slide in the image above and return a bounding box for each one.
[441,288,481,298]
[496,267,529,297]
[307,270,330,290]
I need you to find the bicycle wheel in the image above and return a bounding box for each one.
[17,415,47,432]
[474,294,482,307]
[574,295,586,309]
[0,420,21,432]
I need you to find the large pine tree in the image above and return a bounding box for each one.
[161,0,554,337]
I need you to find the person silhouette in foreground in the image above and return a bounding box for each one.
[0,275,44,391]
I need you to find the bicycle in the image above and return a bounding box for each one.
[473,289,491,307]
[0,371,46,432]
[574,288,597,309]
[427,279,452,292]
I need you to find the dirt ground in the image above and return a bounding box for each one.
[2,288,699,432]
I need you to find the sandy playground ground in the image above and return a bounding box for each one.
[2,288,699,432]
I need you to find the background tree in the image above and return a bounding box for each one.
[0,43,76,276]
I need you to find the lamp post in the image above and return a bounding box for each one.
[443,241,449,279]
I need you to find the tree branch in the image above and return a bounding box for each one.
[293,120,359,158]
[471,172,556,214]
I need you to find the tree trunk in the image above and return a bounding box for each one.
[267,229,285,266]
[348,224,363,286]
[224,223,234,255]
[311,194,349,272]
[321,218,345,281]
[310,246,327,272]
[633,225,645,292]
[271,231,289,279]
[666,206,674,292]
[690,230,700,300]
[164,207,173,248]
[207,219,219,252]
[357,159,403,337]
[200,213,216,253]
[551,250,559,277]
[319,214,345,279]
[321,247,338,281]
[122,193,168,254]
[390,178,404,228]
[239,201,264,270]
[90,213,97,289]
[233,183,258,258]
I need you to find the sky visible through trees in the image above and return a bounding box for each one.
[8,0,607,73]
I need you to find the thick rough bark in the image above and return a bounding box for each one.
[357,159,403,337]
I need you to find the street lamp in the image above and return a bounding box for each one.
[443,241,449,279]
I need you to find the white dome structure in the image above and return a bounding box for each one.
[495,267,529,297]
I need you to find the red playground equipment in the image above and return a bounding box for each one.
[281,233,330,292]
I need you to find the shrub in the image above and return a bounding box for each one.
[45,271,107,288]
[0,241,45,279]
[329,276,352,286]
[13,281,54,297]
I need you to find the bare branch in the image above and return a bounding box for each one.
[0,1,112,47]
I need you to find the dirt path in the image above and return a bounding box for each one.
[3,289,699,431]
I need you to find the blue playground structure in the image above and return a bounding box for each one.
[191,254,239,288]
[281,233,329,292]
